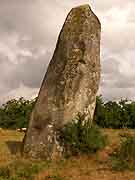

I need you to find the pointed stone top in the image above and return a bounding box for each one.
[70,4,91,14]
[64,4,101,32]
[72,4,91,10]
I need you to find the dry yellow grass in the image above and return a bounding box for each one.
[0,129,24,165]
[0,129,135,180]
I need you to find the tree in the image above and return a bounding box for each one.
[0,97,36,129]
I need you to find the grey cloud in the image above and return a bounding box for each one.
[100,50,135,95]
[99,86,135,101]
[0,0,62,49]
[12,52,51,89]
[101,73,135,89]
[102,57,120,75]
[115,79,135,88]
[0,51,51,90]
[91,0,135,11]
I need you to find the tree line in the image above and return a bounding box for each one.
[94,95,135,129]
[0,96,135,129]
[0,97,36,129]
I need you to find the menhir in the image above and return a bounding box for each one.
[23,4,101,160]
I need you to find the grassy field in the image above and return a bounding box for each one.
[0,129,135,180]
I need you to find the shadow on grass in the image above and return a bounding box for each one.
[6,141,22,155]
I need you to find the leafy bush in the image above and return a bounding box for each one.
[111,135,135,171]
[59,113,107,156]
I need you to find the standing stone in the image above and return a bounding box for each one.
[23,4,101,159]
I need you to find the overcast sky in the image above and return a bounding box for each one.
[0,0,135,103]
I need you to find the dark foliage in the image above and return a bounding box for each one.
[94,95,135,129]
[59,113,107,156]
[0,97,37,129]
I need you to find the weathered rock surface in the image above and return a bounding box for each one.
[23,4,101,159]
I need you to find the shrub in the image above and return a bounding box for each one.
[59,113,107,156]
[111,134,135,171]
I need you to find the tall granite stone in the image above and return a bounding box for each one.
[23,4,101,159]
